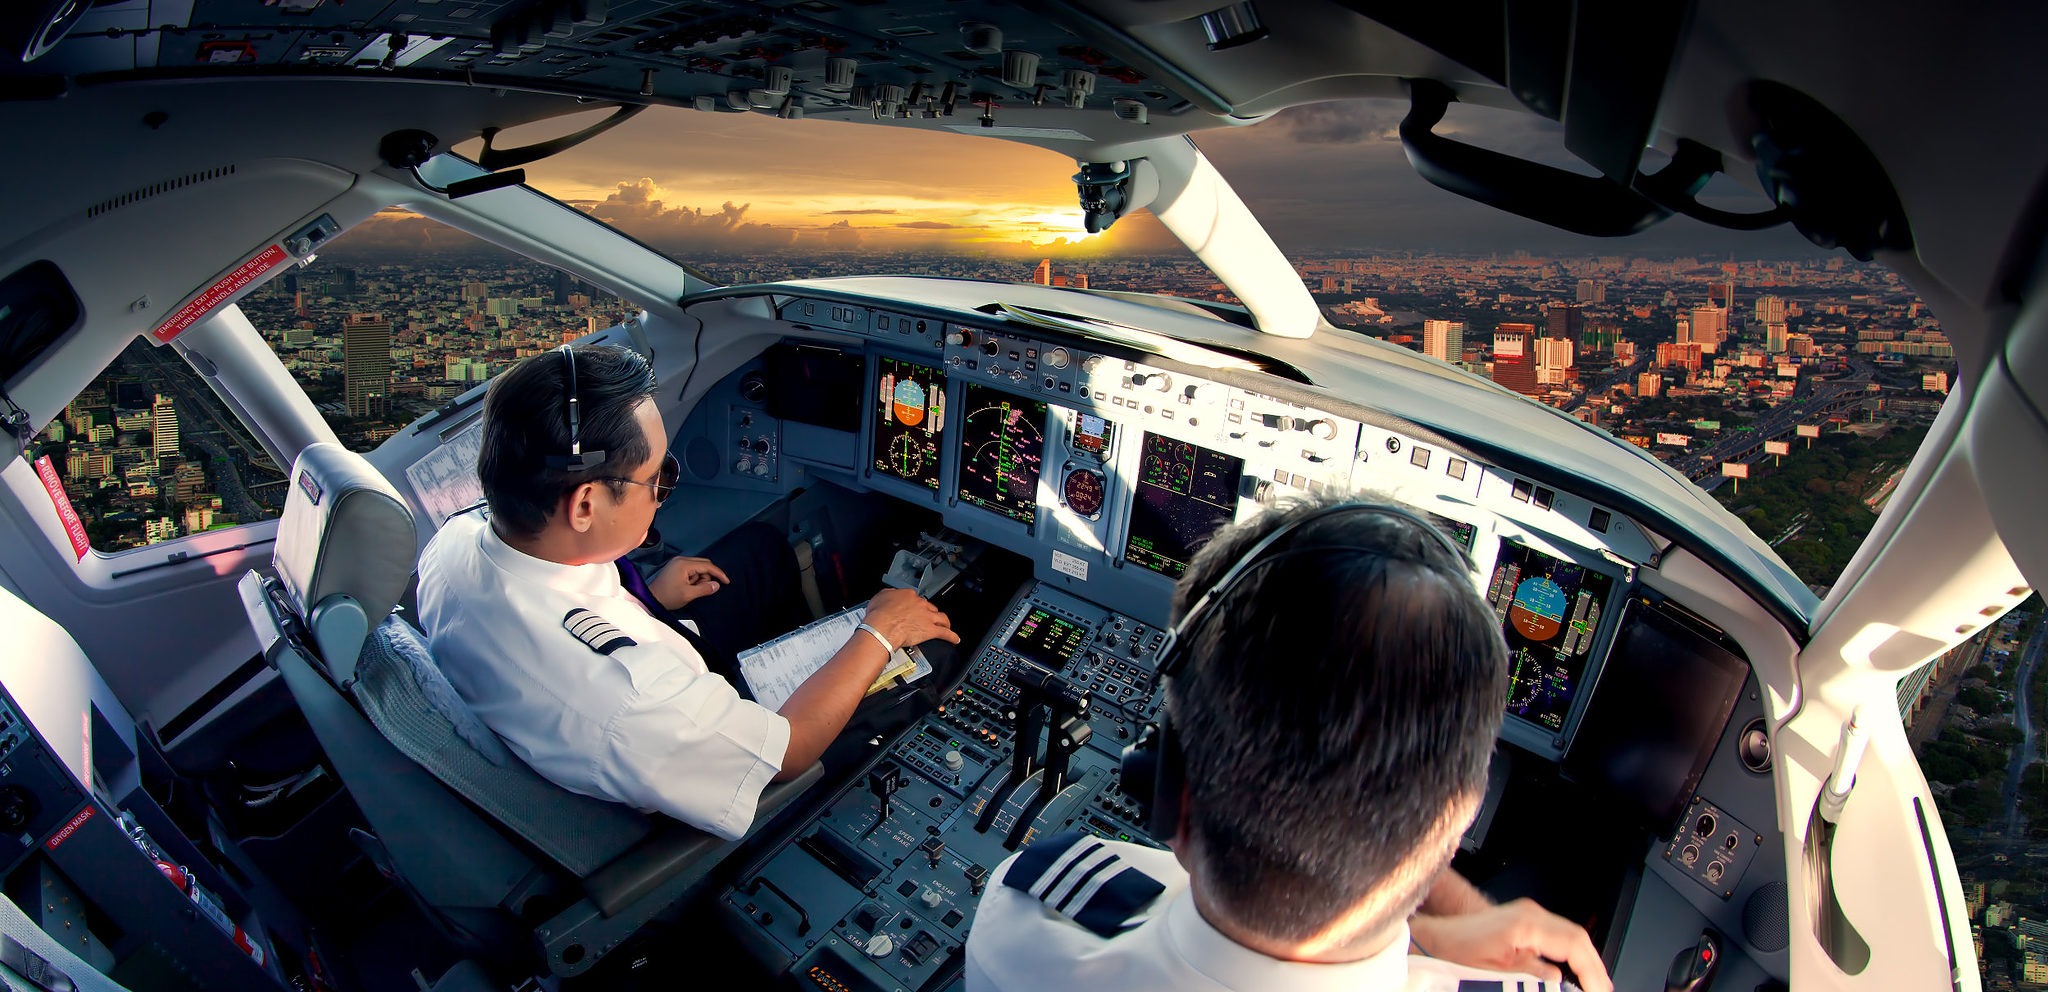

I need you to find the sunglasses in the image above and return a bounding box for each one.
[596,451,681,504]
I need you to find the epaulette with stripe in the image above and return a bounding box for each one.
[1001,832,1165,937]
[564,609,635,654]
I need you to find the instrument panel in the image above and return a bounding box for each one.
[764,296,1655,752]
[708,296,1773,992]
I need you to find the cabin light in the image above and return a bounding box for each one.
[1195,2,1269,52]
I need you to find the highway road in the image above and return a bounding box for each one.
[2002,613,2048,838]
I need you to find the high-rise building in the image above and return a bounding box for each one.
[1580,322,1618,352]
[1423,319,1465,362]
[1689,305,1729,352]
[343,312,394,418]
[151,393,179,466]
[1032,259,1052,286]
[336,267,358,300]
[1636,372,1663,398]
[1072,272,1089,290]
[1575,278,1606,304]
[1767,322,1790,353]
[1535,337,1575,386]
[1491,324,1538,395]
[1545,302,1584,345]
[1755,295,1787,325]
[1708,279,1736,311]
[1656,341,1705,372]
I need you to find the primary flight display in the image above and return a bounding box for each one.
[872,357,946,490]
[1485,539,1615,733]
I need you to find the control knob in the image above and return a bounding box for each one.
[865,933,896,959]
[982,340,1000,356]
[734,456,752,473]
[1010,369,1025,382]
[943,750,965,772]
[1307,418,1338,439]
[1046,347,1071,369]
[921,889,945,909]
[946,329,973,347]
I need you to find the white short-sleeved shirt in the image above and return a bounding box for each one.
[966,833,1565,992]
[415,510,790,840]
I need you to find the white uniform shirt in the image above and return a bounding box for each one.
[966,834,1563,992]
[415,511,790,840]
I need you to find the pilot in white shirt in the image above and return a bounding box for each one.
[418,509,785,839]
[417,345,956,840]
[967,833,1592,992]
[966,497,1611,992]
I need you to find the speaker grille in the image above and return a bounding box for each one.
[1744,881,1790,951]
[87,165,238,218]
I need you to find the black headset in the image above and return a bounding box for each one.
[545,345,607,472]
[1117,501,1476,838]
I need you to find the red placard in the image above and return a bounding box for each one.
[33,455,89,561]
[44,804,94,851]
[151,243,289,343]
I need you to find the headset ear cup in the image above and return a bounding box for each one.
[1150,715,1184,839]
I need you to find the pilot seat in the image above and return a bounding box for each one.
[237,441,820,979]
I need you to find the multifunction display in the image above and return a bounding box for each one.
[872,356,946,490]
[1485,539,1614,732]
[1005,606,1089,670]
[957,384,1046,525]
[1124,432,1244,579]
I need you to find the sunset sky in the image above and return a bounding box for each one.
[353,98,1834,262]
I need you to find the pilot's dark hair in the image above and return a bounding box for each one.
[1166,494,1507,947]
[476,344,657,537]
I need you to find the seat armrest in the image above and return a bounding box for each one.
[581,762,824,916]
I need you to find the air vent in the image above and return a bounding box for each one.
[87,165,237,219]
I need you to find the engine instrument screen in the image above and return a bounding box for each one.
[957,384,1046,525]
[1124,432,1244,579]
[1005,606,1089,670]
[1485,540,1615,732]
[1425,512,1478,551]
[871,357,946,490]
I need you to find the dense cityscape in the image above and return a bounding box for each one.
[26,233,2030,981]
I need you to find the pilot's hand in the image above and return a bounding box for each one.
[648,556,730,610]
[1410,898,1612,992]
[862,588,961,650]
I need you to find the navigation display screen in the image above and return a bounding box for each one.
[871,357,946,490]
[1484,540,1615,732]
[1006,606,1088,670]
[1564,598,1748,828]
[957,384,1046,525]
[1124,432,1244,579]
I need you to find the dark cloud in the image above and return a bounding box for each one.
[583,179,796,251]
[1269,102,1402,144]
[825,208,899,215]
[895,220,960,229]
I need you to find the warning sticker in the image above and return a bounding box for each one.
[45,805,94,851]
[33,456,89,561]
[151,243,290,343]
[1050,549,1090,581]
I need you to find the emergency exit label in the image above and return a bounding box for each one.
[151,243,289,343]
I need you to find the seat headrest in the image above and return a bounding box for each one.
[274,442,415,637]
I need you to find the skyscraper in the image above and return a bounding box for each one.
[343,312,394,418]
[1755,294,1787,325]
[1575,278,1606,304]
[1032,259,1052,286]
[1491,324,1538,395]
[1423,319,1465,362]
[1534,337,1575,386]
[151,393,179,466]
[1689,305,1728,352]
[1545,302,1584,345]
[1767,322,1790,353]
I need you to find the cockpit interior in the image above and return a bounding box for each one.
[2,1,2044,990]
